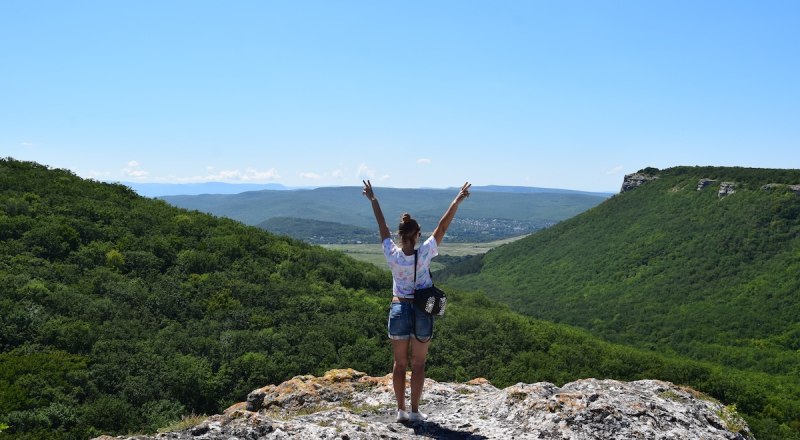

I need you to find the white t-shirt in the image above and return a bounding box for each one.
[382,236,439,298]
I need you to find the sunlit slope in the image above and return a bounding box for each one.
[441,166,800,375]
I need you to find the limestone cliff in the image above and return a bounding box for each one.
[94,369,753,440]
[620,172,658,193]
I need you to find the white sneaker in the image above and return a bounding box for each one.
[409,411,427,422]
[396,409,409,422]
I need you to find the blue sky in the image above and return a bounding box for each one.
[2,1,798,192]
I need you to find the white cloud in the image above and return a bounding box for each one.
[169,167,281,183]
[20,142,35,147]
[357,163,376,180]
[379,174,390,181]
[417,158,431,165]
[300,172,323,180]
[606,165,624,175]
[331,169,344,179]
[221,167,280,181]
[122,168,149,178]
[122,161,148,179]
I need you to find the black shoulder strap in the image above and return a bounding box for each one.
[413,249,418,290]
[411,248,432,343]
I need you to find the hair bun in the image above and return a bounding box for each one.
[398,213,420,242]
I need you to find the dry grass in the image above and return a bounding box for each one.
[157,413,207,433]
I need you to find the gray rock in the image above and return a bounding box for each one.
[93,369,753,440]
[697,178,717,191]
[762,183,800,194]
[247,388,267,412]
[621,173,658,193]
[718,182,736,197]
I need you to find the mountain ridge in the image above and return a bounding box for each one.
[120,181,292,197]
[122,182,614,199]
[160,186,609,242]
[440,165,800,368]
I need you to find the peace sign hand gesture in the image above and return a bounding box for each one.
[455,182,471,203]
[362,180,376,201]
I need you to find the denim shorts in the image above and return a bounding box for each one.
[387,302,433,341]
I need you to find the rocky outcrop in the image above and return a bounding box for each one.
[718,182,736,197]
[697,178,717,191]
[762,183,800,194]
[621,173,658,193]
[95,369,753,440]
[697,179,735,197]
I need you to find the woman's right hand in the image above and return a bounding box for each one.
[455,182,471,203]
[362,180,376,201]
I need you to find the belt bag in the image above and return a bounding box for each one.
[414,250,447,317]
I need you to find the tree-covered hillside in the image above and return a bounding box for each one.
[1,160,798,439]
[0,159,393,438]
[257,216,377,244]
[441,166,800,430]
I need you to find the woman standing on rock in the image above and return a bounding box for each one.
[362,179,471,423]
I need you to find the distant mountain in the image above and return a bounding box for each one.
[121,182,615,199]
[161,187,609,242]
[120,181,291,197]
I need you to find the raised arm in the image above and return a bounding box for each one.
[432,182,471,245]
[362,180,391,241]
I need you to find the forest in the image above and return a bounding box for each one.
[1,159,798,439]
[257,216,377,244]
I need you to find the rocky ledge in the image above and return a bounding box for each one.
[620,172,658,193]
[95,369,753,440]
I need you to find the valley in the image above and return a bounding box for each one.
[160,185,608,243]
[323,234,529,270]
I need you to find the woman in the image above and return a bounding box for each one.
[362,179,471,423]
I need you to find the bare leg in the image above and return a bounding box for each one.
[392,339,410,410]
[409,338,430,413]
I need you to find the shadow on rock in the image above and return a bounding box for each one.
[404,420,489,440]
